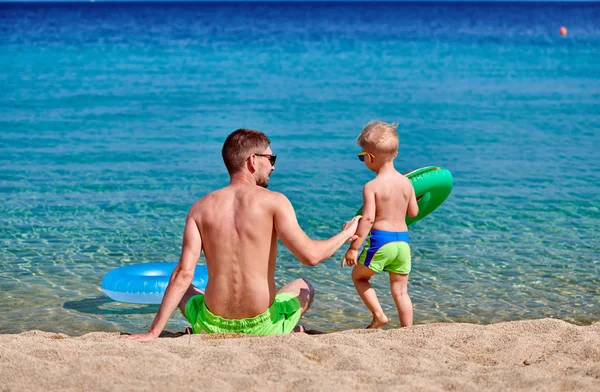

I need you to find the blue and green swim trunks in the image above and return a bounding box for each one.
[358,230,412,274]
[184,293,302,335]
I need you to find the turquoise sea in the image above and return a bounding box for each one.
[1,2,598,335]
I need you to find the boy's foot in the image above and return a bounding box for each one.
[366,314,389,329]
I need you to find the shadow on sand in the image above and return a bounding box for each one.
[63,296,158,315]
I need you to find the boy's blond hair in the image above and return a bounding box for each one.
[356,120,399,155]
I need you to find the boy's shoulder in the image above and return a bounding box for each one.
[367,170,411,189]
[363,177,380,190]
[370,169,406,182]
[363,175,389,192]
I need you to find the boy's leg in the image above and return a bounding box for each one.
[352,264,388,329]
[389,272,413,327]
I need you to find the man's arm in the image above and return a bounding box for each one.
[122,212,202,342]
[273,193,360,266]
[349,185,376,251]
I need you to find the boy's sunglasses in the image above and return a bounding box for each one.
[357,152,375,162]
[255,154,277,166]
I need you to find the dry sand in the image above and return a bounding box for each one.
[1,318,599,392]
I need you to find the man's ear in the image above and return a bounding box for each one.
[247,154,257,172]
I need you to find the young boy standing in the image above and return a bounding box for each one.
[342,121,419,328]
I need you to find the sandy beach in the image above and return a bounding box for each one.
[1,318,598,391]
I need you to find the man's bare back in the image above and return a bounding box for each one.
[192,185,282,318]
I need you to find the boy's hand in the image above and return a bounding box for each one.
[342,249,358,268]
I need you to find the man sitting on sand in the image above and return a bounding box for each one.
[124,129,360,341]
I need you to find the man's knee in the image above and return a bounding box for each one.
[282,278,314,314]
[179,285,203,316]
[300,278,315,307]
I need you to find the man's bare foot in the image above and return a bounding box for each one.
[366,313,388,329]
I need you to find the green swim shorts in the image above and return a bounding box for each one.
[184,293,302,335]
[358,230,412,275]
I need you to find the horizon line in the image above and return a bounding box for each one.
[1,0,598,3]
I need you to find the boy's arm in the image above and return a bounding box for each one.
[274,193,360,266]
[122,213,201,342]
[407,183,419,218]
[349,185,376,251]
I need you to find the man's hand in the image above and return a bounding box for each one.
[342,248,358,268]
[120,331,159,343]
[342,215,361,242]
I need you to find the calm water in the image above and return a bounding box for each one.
[1,2,598,335]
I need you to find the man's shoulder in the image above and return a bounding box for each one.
[252,189,292,214]
[194,189,218,204]
[192,186,289,213]
[189,188,225,212]
[256,188,287,203]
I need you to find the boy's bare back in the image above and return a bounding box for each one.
[367,170,418,233]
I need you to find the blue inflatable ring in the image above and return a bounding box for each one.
[101,262,208,304]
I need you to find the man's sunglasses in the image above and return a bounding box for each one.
[255,154,277,166]
[357,152,375,162]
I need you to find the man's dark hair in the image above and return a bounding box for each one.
[222,129,271,174]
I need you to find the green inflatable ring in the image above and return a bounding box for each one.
[356,166,453,226]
